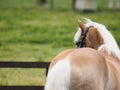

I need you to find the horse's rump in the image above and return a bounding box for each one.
[70,48,108,90]
[45,48,109,90]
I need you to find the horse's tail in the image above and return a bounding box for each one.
[45,58,71,90]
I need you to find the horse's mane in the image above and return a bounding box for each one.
[74,18,120,60]
[85,19,120,60]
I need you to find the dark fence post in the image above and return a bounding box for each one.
[50,0,53,8]
[37,0,47,5]
[72,0,76,8]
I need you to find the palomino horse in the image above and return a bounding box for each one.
[74,19,120,89]
[45,19,120,90]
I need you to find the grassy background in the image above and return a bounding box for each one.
[0,0,120,85]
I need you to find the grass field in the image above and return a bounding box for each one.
[0,0,120,85]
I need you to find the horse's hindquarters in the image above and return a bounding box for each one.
[70,49,108,90]
[45,48,109,90]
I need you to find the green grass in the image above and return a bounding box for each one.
[0,0,120,85]
[0,68,46,85]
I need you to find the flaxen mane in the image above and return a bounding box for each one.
[74,18,120,60]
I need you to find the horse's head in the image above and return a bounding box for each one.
[74,19,104,50]
[74,18,120,60]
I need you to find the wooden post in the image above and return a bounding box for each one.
[50,0,53,8]
[37,0,47,5]
[72,0,76,9]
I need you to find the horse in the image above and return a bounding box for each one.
[45,19,120,90]
[74,18,120,89]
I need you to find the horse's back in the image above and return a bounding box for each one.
[48,49,75,71]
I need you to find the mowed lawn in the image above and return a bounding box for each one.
[0,0,120,85]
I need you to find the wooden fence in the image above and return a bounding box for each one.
[0,61,50,90]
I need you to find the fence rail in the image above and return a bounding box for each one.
[0,86,44,90]
[0,61,50,90]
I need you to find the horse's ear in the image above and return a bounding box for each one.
[78,19,86,32]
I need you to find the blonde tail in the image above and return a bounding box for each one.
[45,58,71,90]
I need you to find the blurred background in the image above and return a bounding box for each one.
[0,0,120,86]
